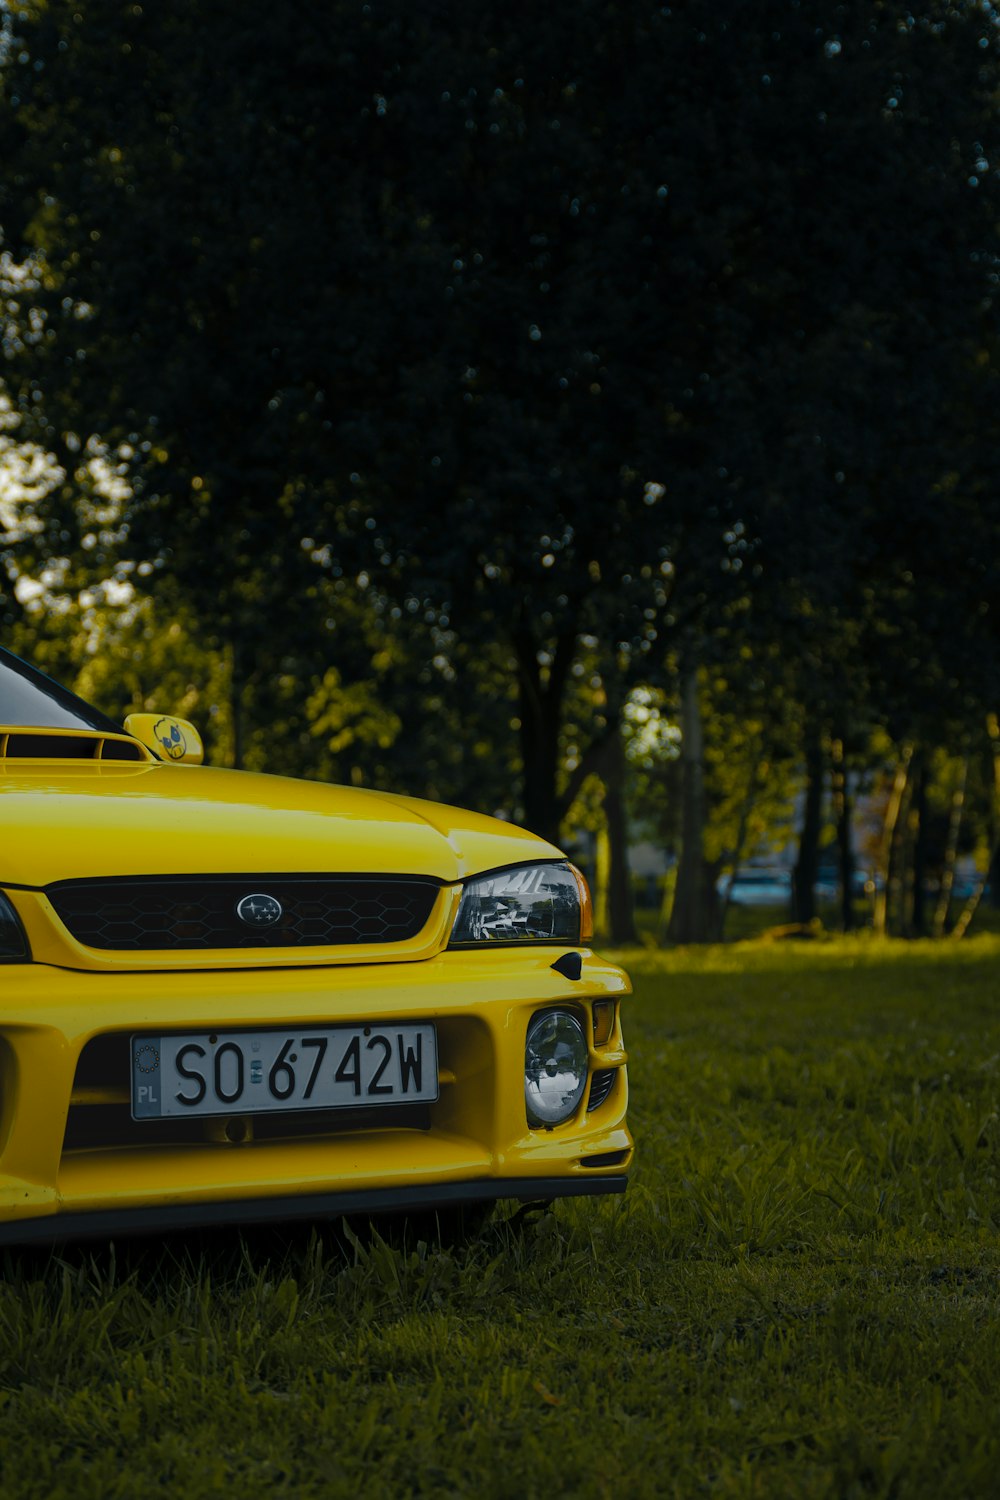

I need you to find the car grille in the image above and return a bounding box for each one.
[47,874,440,950]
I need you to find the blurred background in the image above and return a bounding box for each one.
[1,0,999,944]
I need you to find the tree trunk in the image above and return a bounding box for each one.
[953,715,1000,939]
[933,757,968,938]
[717,740,766,935]
[514,626,576,845]
[987,726,1000,910]
[831,734,855,932]
[669,653,719,943]
[518,705,560,843]
[873,747,913,936]
[908,756,929,938]
[657,864,676,945]
[951,854,998,940]
[792,728,824,924]
[602,728,637,944]
[593,826,610,938]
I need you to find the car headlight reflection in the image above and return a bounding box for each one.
[524,1009,589,1126]
[450,862,587,945]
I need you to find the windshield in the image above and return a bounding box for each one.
[0,647,122,733]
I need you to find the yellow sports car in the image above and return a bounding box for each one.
[0,645,631,1244]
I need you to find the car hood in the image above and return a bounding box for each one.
[0,762,562,888]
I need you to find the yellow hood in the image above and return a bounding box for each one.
[0,762,562,888]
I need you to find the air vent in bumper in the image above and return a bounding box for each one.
[587,1069,618,1112]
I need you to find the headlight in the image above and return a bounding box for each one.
[0,893,30,961]
[450,861,592,945]
[524,1009,589,1125]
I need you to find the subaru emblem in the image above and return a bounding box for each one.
[236,893,283,927]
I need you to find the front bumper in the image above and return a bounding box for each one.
[0,947,631,1243]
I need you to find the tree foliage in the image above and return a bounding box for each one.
[1,0,999,937]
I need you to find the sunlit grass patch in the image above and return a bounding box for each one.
[1,936,998,1497]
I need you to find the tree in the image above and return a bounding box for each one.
[2,1,999,931]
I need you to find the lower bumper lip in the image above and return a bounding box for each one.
[0,1175,629,1247]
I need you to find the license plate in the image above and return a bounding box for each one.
[131,1023,438,1119]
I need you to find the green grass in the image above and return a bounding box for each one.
[2,936,999,1497]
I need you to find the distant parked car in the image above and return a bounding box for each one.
[719,870,793,907]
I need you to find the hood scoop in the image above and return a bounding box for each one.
[0,727,149,763]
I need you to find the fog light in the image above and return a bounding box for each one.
[524,1010,588,1126]
[592,1000,615,1046]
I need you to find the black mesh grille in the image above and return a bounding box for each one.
[47,875,440,950]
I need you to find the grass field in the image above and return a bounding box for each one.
[2,935,999,1498]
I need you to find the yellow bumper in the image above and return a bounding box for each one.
[0,947,631,1242]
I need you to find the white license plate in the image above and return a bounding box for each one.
[131,1024,438,1119]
